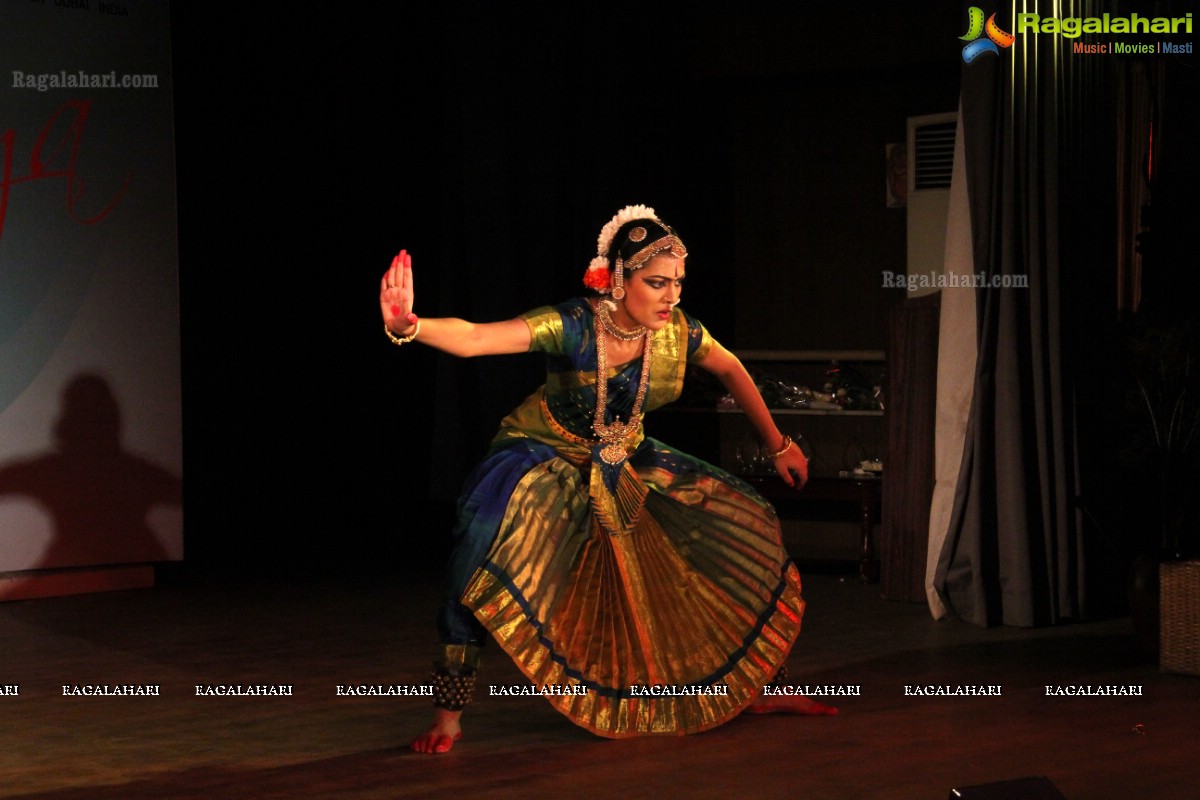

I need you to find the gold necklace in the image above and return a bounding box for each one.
[593,310,651,466]
[597,301,647,341]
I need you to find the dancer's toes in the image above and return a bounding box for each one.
[411,729,462,754]
[746,694,839,716]
[800,698,838,716]
[432,732,460,753]
[411,709,464,754]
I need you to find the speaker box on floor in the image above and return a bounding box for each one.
[948,776,1066,799]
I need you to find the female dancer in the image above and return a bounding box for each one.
[381,206,832,754]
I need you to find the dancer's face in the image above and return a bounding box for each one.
[615,254,685,331]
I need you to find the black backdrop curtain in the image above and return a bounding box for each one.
[934,1,1114,626]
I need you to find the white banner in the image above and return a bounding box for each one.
[0,0,181,574]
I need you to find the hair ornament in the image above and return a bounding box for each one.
[596,204,659,260]
[583,255,613,293]
[583,204,683,293]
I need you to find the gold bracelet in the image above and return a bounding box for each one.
[764,434,793,459]
[384,320,420,346]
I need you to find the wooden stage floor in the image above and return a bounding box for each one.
[0,561,1194,800]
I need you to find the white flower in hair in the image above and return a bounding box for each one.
[596,204,659,256]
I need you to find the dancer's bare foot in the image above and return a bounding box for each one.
[745,693,839,716]
[411,709,463,753]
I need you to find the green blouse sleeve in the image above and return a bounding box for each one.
[520,305,565,355]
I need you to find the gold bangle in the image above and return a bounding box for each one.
[384,320,420,345]
[764,435,793,459]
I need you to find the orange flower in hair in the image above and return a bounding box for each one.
[583,256,612,292]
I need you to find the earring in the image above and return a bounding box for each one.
[612,256,626,300]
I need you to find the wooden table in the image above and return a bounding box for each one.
[744,474,883,583]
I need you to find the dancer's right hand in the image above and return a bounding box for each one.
[381,249,417,334]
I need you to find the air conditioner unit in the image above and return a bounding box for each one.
[906,112,957,297]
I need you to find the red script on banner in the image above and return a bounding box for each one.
[0,98,132,245]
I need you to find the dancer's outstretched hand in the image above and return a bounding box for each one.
[381,249,418,334]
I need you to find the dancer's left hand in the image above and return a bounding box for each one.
[773,443,808,489]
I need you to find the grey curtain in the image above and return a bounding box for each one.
[935,3,1105,626]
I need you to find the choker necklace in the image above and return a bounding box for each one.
[593,309,651,466]
[597,301,647,341]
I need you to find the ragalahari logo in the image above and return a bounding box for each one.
[960,7,1016,62]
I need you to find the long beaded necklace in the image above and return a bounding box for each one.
[593,307,652,467]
